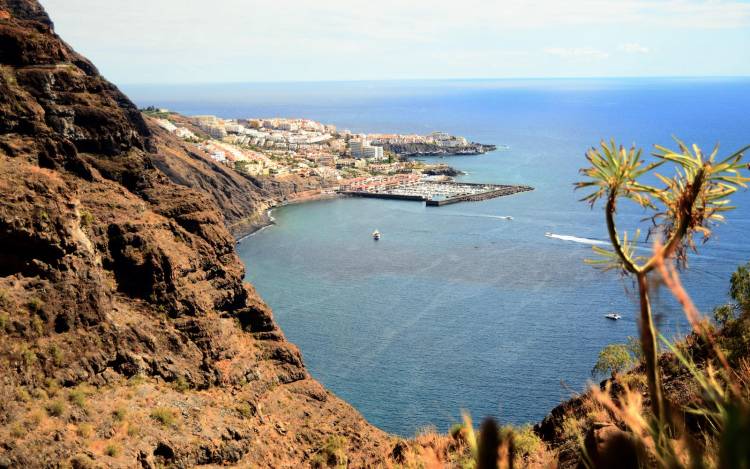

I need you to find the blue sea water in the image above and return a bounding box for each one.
[126,78,750,436]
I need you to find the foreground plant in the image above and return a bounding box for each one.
[590,256,750,468]
[576,139,749,424]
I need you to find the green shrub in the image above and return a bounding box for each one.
[501,424,543,458]
[561,416,582,441]
[68,389,87,408]
[80,210,94,228]
[0,313,8,332]
[49,344,64,366]
[311,436,348,468]
[30,387,48,400]
[449,422,465,440]
[21,347,37,367]
[104,444,120,457]
[714,304,737,327]
[236,402,254,419]
[112,407,127,422]
[730,262,750,314]
[27,297,44,313]
[592,343,634,378]
[10,423,26,439]
[44,378,60,397]
[76,423,93,438]
[172,376,190,393]
[46,400,66,417]
[150,407,177,427]
[30,316,44,335]
[620,371,649,390]
[15,387,31,402]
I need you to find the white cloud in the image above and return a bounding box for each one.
[545,47,610,60]
[619,43,650,54]
[39,0,750,82]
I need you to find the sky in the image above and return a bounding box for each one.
[42,0,750,84]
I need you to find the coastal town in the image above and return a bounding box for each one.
[144,108,526,206]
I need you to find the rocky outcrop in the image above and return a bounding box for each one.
[421,164,464,177]
[250,171,334,201]
[0,1,392,466]
[380,142,496,157]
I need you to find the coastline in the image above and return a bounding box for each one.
[236,191,342,243]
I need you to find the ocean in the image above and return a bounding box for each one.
[125,78,750,436]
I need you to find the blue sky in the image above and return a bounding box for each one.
[43,0,750,84]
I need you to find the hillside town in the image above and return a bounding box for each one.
[145,108,488,193]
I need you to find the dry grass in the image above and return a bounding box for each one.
[46,400,65,417]
[149,407,178,427]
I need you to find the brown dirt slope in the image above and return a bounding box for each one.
[0,1,393,467]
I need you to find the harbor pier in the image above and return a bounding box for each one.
[340,180,534,206]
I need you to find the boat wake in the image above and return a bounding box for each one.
[545,233,608,246]
[481,215,513,220]
[445,212,514,221]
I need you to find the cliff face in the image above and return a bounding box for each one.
[0,1,391,467]
[145,121,275,238]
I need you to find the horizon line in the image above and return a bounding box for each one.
[117,74,750,87]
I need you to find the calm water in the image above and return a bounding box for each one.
[127,78,750,436]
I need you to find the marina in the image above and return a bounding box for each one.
[341,180,534,206]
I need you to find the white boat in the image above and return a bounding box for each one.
[605,313,622,320]
[372,230,381,240]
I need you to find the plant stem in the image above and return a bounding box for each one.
[605,193,637,274]
[637,272,664,422]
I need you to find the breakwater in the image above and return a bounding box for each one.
[341,181,533,206]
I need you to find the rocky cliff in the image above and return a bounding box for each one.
[144,121,275,238]
[0,1,393,466]
[380,142,496,157]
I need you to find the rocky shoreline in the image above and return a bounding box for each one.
[381,142,496,157]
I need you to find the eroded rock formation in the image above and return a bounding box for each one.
[0,1,392,466]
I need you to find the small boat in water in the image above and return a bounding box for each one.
[372,230,381,240]
[605,313,622,320]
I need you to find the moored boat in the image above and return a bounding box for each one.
[605,313,621,320]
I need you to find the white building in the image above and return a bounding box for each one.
[175,127,197,140]
[350,138,384,159]
[225,123,246,134]
[210,151,227,163]
[155,118,177,133]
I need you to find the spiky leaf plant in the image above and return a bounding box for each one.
[576,138,750,424]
